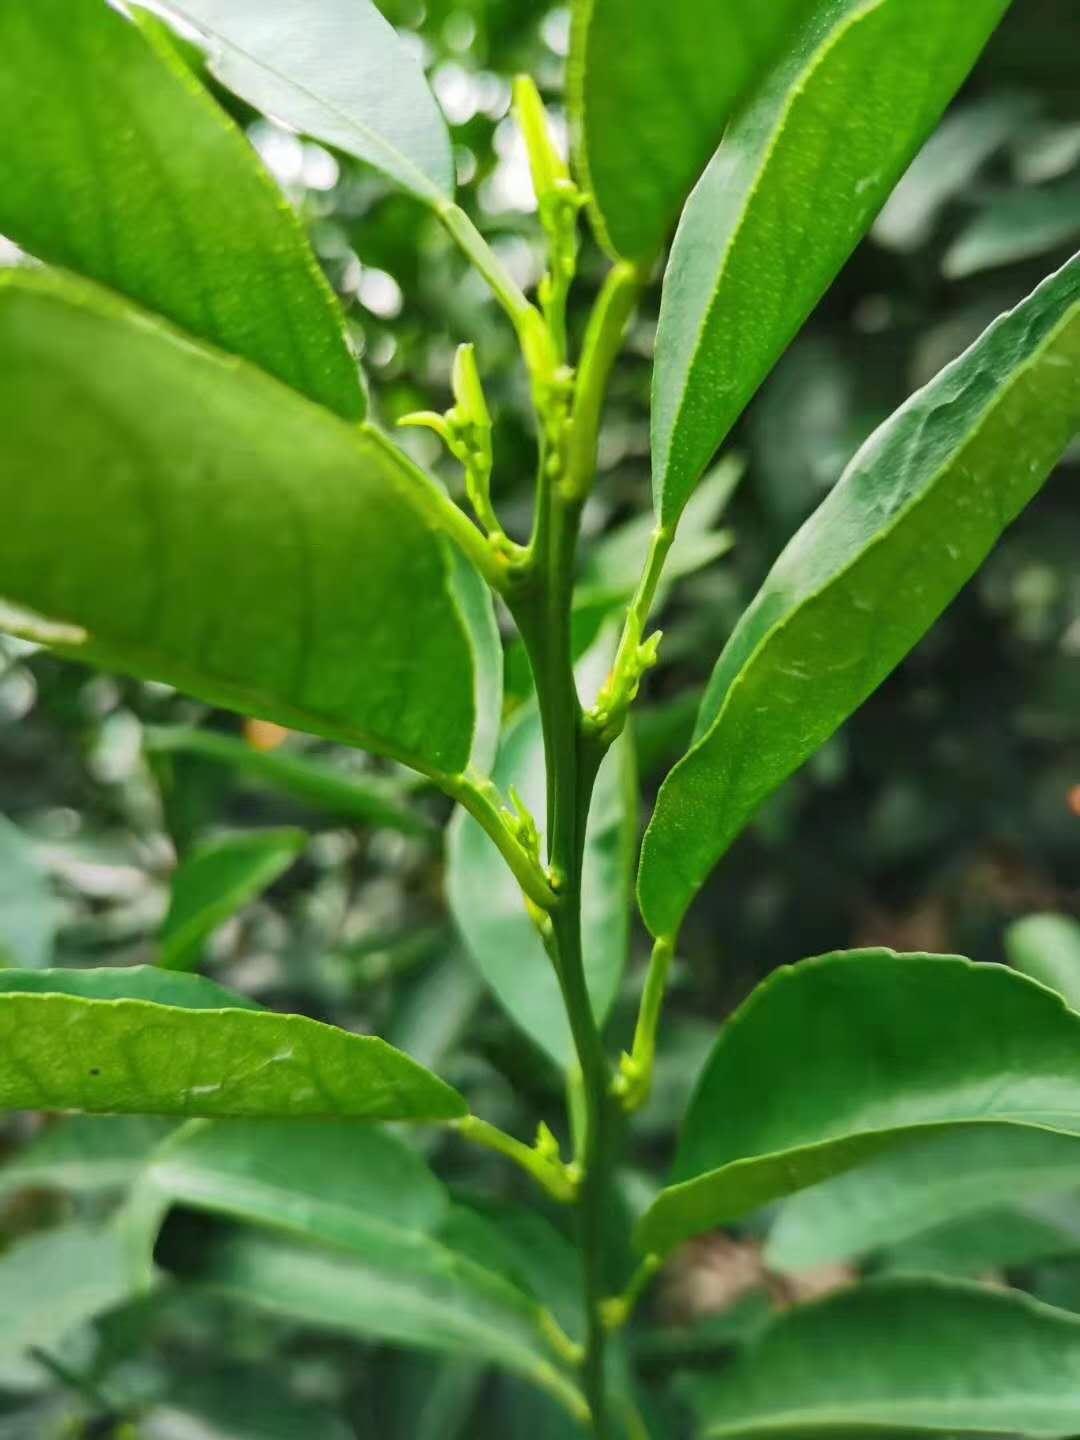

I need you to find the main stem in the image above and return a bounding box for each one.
[512,478,621,1435]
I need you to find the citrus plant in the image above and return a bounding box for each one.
[0,0,1078,1435]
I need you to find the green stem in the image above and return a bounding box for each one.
[600,1253,663,1331]
[443,771,557,912]
[565,262,645,500]
[362,423,510,593]
[586,525,674,740]
[614,937,675,1111]
[453,1114,579,1203]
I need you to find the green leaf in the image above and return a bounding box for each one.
[767,1124,1080,1271]
[144,726,434,837]
[944,182,1080,279]
[131,1121,585,1419]
[157,1370,354,1440]
[1006,912,1080,1009]
[0,268,484,779]
[0,1116,174,1202]
[0,814,59,969]
[160,828,306,972]
[0,0,361,420]
[880,1196,1080,1279]
[568,0,814,261]
[690,1276,1080,1437]
[156,0,453,202]
[637,950,1080,1255]
[447,638,637,1067]
[639,254,1080,939]
[0,1225,131,1391]
[0,966,465,1121]
[652,0,1012,525]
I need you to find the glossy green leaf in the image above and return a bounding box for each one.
[0,0,361,419]
[638,951,1080,1255]
[767,1124,1080,1271]
[0,269,484,778]
[944,182,1080,279]
[0,1225,131,1391]
[161,828,306,971]
[568,0,814,261]
[652,0,1012,524]
[134,1122,585,1418]
[1006,912,1080,1010]
[144,726,434,837]
[0,814,59,969]
[691,1277,1080,1437]
[447,639,637,1067]
[156,0,453,202]
[640,254,1080,939]
[0,1116,174,1201]
[0,966,464,1121]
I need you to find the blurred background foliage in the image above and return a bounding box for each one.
[0,0,1077,1435]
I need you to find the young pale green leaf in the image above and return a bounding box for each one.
[133,1122,585,1419]
[447,639,636,1067]
[1006,913,1080,1011]
[767,1124,1080,1271]
[568,0,815,261]
[144,726,434,838]
[638,951,1080,1256]
[639,254,1080,940]
[0,270,484,779]
[0,1116,174,1202]
[652,0,1013,524]
[160,828,306,972]
[0,814,59,969]
[155,0,453,202]
[0,1225,132,1391]
[691,1277,1080,1437]
[0,0,362,420]
[0,967,465,1122]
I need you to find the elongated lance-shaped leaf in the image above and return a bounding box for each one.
[767,1124,1080,1272]
[0,967,465,1122]
[154,0,453,202]
[880,1195,1080,1279]
[652,0,1012,524]
[161,828,307,972]
[568,0,815,262]
[447,634,637,1068]
[144,727,434,838]
[126,1121,586,1419]
[638,951,1080,1256]
[0,0,362,420]
[691,1277,1080,1438]
[0,269,485,778]
[639,254,1080,940]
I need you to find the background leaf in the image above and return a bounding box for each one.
[0,966,465,1121]
[160,828,306,971]
[691,1277,1080,1437]
[0,814,59,969]
[652,0,1012,523]
[1007,912,1080,1008]
[157,0,454,202]
[639,254,1080,940]
[0,269,484,778]
[568,0,814,261]
[0,1116,174,1202]
[0,0,362,419]
[130,1121,586,1418]
[638,951,1080,1255]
